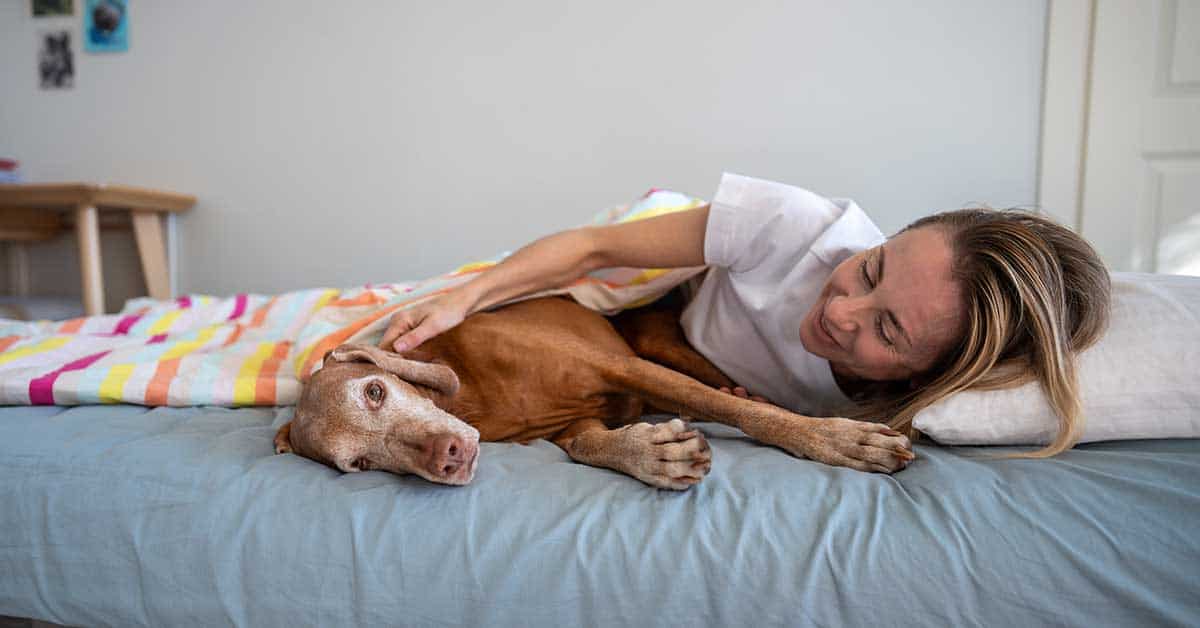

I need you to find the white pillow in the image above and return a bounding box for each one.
[912,272,1200,445]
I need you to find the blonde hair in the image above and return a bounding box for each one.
[846,209,1111,458]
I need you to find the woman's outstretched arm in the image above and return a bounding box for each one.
[381,205,711,352]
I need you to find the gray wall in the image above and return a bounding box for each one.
[1,0,1047,305]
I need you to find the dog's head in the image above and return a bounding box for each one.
[274,343,480,485]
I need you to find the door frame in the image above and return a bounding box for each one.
[1037,0,1095,232]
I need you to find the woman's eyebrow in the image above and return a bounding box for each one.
[877,247,913,348]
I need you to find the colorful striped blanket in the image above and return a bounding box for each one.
[0,190,707,407]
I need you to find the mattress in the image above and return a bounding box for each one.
[1,404,1198,627]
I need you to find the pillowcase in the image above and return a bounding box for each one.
[912,272,1200,445]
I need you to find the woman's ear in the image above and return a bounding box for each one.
[273,421,294,455]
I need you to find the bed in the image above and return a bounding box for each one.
[2,403,1198,627]
[3,191,1198,626]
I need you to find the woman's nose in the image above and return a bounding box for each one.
[825,294,867,331]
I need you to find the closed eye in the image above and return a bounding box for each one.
[860,252,896,349]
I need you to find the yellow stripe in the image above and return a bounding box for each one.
[293,343,318,378]
[234,342,275,405]
[161,327,218,360]
[620,200,704,223]
[313,289,339,311]
[452,260,496,275]
[628,268,670,286]
[288,290,342,378]
[0,336,71,366]
[98,363,135,403]
[148,310,184,335]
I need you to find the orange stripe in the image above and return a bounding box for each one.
[329,292,386,307]
[249,296,278,328]
[144,357,182,406]
[222,323,246,347]
[59,318,86,333]
[0,335,19,353]
[255,341,292,405]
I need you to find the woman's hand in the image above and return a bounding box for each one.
[380,292,471,353]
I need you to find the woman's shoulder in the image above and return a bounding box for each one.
[710,172,842,222]
[706,172,884,271]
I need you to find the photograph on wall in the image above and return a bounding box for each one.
[84,0,128,52]
[32,0,72,17]
[38,30,74,89]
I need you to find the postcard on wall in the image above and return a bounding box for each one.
[32,0,73,16]
[84,0,128,52]
[38,30,74,89]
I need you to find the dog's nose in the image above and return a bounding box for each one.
[427,434,472,478]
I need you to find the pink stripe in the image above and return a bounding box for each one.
[149,334,168,343]
[177,296,193,308]
[227,294,248,320]
[28,350,112,405]
[113,314,143,335]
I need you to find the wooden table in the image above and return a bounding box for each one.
[0,183,196,315]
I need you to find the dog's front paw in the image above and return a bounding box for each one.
[753,415,914,473]
[615,419,712,490]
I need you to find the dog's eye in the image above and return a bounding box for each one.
[365,382,385,403]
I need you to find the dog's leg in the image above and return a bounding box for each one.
[586,348,914,473]
[551,418,712,490]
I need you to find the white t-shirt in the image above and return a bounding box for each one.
[680,173,886,416]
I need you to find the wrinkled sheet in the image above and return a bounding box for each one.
[2,404,1198,627]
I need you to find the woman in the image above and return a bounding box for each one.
[381,174,1111,458]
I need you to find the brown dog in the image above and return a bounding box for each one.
[273,295,914,489]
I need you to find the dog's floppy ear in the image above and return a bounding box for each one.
[274,421,294,455]
[328,343,460,396]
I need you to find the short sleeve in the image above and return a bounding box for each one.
[702,172,845,274]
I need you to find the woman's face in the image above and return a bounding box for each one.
[799,225,965,384]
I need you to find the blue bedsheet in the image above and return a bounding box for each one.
[2,404,1198,627]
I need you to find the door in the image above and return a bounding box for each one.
[1041,0,1200,275]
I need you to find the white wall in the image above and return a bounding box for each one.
[1,0,1047,304]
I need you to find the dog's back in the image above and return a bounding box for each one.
[402,296,646,443]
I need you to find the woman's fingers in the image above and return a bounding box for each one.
[381,307,438,353]
[380,297,469,353]
[379,313,417,351]
[390,320,433,353]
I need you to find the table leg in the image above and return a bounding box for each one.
[6,242,31,296]
[132,210,170,300]
[74,203,105,316]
